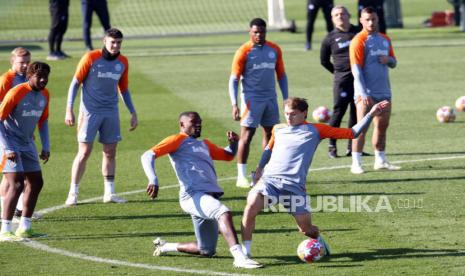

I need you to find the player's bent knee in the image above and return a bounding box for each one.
[199,248,216,257]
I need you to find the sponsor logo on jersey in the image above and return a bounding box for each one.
[252,62,275,70]
[192,145,209,156]
[22,109,43,117]
[97,71,121,80]
[337,40,351,49]
[370,49,388,56]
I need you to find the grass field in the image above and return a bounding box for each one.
[1,0,465,275]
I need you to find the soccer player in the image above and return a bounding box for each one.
[0,47,31,218]
[141,111,262,269]
[358,0,387,34]
[64,28,137,206]
[349,7,399,174]
[0,62,51,241]
[47,0,70,60]
[305,0,334,51]
[320,6,360,158]
[240,97,389,257]
[229,18,288,188]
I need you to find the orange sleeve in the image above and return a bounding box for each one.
[350,32,367,67]
[380,33,396,59]
[0,71,15,102]
[117,55,129,92]
[267,42,286,80]
[150,133,188,158]
[74,50,100,83]
[0,83,30,120]
[231,42,252,79]
[204,139,234,161]
[313,123,354,140]
[38,88,50,129]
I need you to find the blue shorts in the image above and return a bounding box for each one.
[0,143,41,173]
[77,111,121,144]
[250,177,311,215]
[240,97,279,128]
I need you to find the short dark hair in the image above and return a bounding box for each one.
[105,28,124,39]
[249,18,267,28]
[361,7,377,15]
[27,62,50,77]
[179,111,200,120]
[284,97,308,112]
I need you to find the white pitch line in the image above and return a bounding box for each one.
[27,154,465,274]
[22,240,250,276]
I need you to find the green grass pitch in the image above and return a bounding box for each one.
[1,0,465,275]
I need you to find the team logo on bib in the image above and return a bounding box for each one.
[268,51,276,59]
[39,100,45,108]
[383,40,389,48]
[115,64,122,71]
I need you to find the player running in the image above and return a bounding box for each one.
[141,111,262,269]
[240,97,389,257]
[229,18,288,188]
[64,28,138,206]
[0,62,51,241]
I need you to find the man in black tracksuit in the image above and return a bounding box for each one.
[306,0,334,50]
[320,5,361,158]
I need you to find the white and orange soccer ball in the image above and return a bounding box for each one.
[455,96,465,112]
[436,106,456,123]
[297,238,325,263]
[312,106,331,123]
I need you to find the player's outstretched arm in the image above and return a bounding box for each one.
[141,150,159,199]
[352,100,390,137]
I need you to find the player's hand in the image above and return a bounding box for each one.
[146,184,159,199]
[232,105,240,121]
[40,150,50,164]
[6,151,16,163]
[65,109,75,126]
[362,96,373,107]
[253,167,263,184]
[378,55,390,65]
[369,100,390,116]
[129,112,138,131]
[226,131,239,142]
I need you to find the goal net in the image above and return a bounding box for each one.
[0,0,293,42]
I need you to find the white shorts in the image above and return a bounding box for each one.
[180,192,229,221]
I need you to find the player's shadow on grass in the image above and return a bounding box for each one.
[322,248,465,263]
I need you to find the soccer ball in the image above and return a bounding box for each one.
[312,106,331,123]
[436,106,456,123]
[297,238,325,263]
[455,96,465,112]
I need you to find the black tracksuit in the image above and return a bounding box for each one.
[320,24,361,149]
[48,0,69,54]
[306,0,334,46]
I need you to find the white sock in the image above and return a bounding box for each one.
[104,178,115,196]
[242,240,252,256]
[161,242,179,253]
[230,244,247,261]
[1,219,12,233]
[237,164,247,178]
[352,152,362,165]
[19,216,31,231]
[375,150,386,163]
[16,193,24,211]
[69,183,79,195]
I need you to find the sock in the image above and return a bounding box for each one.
[237,164,247,179]
[19,216,32,231]
[375,150,386,163]
[352,152,362,165]
[242,240,252,256]
[104,176,115,196]
[1,219,12,233]
[69,183,79,195]
[16,193,24,211]
[161,242,179,253]
[230,244,246,261]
